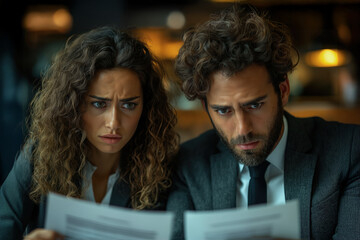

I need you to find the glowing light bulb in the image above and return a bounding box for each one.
[305,49,349,67]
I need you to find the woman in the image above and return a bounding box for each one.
[0,26,179,240]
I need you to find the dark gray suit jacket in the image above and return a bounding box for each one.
[0,146,166,240]
[167,112,360,240]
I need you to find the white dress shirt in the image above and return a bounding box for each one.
[236,116,288,208]
[82,161,119,204]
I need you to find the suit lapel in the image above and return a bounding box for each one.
[285,150,316,239]
[284,112,317,239]
[210,141,238,210]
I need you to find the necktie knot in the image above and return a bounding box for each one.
[249,160,270,178]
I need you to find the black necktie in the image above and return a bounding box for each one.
[248,161,270,206]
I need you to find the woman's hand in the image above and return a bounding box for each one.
[23,229,65,240]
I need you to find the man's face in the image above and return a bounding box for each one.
[206,64,290,166]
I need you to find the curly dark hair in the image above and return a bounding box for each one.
[175,4,298,100]
[27,25,179,209]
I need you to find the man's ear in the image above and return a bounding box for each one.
[279,75,290,106]
[201,99,206,110]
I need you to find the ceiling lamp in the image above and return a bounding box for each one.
[305,48,350,68]
[304,6,351,68]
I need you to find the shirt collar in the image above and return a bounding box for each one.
[266,115,288,172]
[84,160,120,182]
[84,160,97,178]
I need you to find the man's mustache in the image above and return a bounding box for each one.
[230,133,266,145]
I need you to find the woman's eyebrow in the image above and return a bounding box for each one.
[88,95,140,102]
[120,96,141,102]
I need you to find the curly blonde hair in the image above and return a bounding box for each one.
[27,26,179,209]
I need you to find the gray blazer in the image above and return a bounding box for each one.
[166,112,360,240]
[0,147,166,240]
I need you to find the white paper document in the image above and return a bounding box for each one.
[185,200,300,240]
[45,193,174,240]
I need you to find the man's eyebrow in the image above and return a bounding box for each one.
[88,95,140,102]
[241,95,267,106]
[210,104,229,110]
[209,95,268,109]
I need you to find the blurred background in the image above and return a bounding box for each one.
[1,0,360,185]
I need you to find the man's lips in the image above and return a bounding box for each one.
[236,141,259,150]
[99,134,122,144]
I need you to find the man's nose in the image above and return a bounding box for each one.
[234,111,252,137]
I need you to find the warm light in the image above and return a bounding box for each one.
[163,41,184,59]
[134,28,183,59]
[23,6,72,33]
[305,49,349,67]
[166,11,186,29]
[53,9,72,31]
[210,0,247,2]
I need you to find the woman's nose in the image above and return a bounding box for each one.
[105,105,121,131]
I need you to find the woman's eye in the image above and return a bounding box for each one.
[122,102,137,110]
[91,101,107,109]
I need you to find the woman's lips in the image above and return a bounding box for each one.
[236,141,259,150]
[99,134,122,144]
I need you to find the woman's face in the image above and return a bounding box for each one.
[82,68,143,155]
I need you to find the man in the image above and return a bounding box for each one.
[167,4,360,240]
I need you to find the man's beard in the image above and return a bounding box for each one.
[215,100,284,167]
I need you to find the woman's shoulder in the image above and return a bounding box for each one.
[11,143,34,184]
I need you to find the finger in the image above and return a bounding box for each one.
[24,229,65,240]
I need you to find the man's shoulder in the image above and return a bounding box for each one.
[180,129,219,152]
[174,129,221,176]
[176,129,220,163]
[288,112,360,134]
[286,112,360,149]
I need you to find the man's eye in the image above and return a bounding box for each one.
[91,101,106,109]
[247,102,263,110]
[122,102,137,110]
[216,108,231,116]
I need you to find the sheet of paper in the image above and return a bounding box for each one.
[185,200,300,240]
[45,192,174,240]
